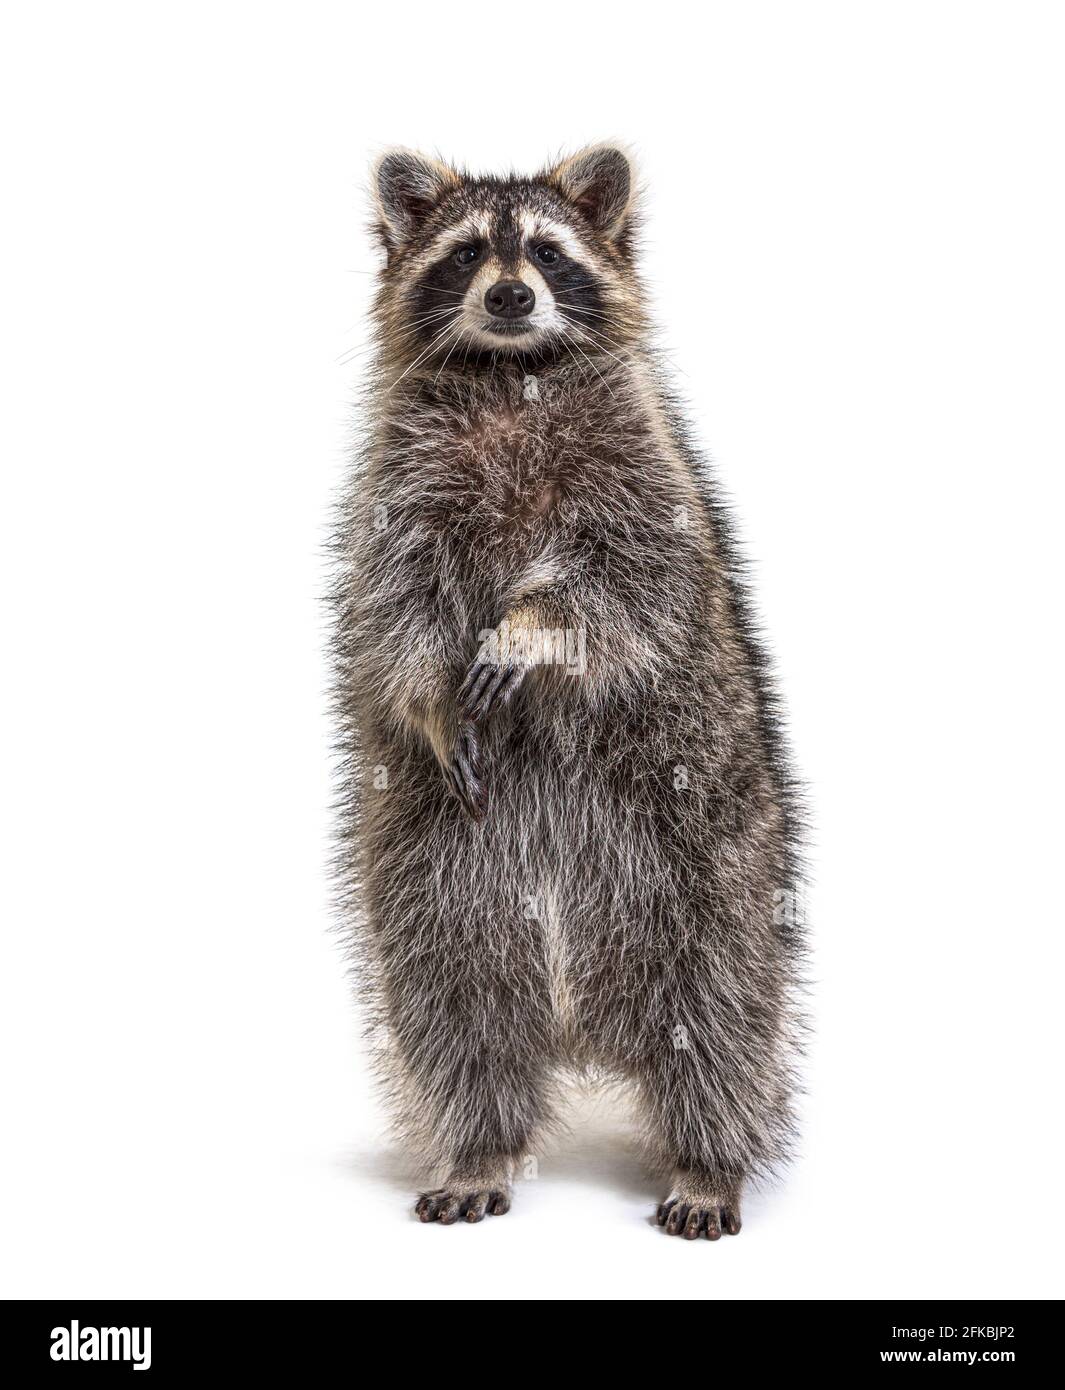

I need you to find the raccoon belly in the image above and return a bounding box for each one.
[486,734,577,1041]
[539,886,575,1040]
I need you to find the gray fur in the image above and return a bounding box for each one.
[332,146,805,1237]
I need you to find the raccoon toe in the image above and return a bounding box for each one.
[721,1206,742,1235]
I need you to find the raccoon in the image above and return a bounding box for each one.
[333,144,804,1240]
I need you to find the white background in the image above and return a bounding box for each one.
[1,1,1062,1300]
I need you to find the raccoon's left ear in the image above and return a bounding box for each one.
[373,148,459,251]
[545,144,636,242]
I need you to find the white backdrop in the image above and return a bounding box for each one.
[1,1,1062,1300]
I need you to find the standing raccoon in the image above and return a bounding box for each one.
[334,145,804,1239]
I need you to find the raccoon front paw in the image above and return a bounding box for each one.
[415,1187,511,1225]
[656,1185,742,1241]
[458,654,528,723]
[440,719,488,821]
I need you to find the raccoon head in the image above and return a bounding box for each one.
[371,144,644,369]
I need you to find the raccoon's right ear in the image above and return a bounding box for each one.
[372,149,459,252]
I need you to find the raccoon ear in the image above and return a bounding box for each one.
[373,149,458,249]
[546,144,636,241]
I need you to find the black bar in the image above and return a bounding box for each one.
[1,1300,1052,1378]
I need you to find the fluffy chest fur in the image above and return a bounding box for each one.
[369,361,704,638]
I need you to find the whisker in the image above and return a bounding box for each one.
[335,310,456,366]
[432,321,467,383]
[557,313,633,372]
[415,284,470,298]
[406,307,460,330]
[556,302,614,321]
[385,319,463,393]
[556,323,615,398]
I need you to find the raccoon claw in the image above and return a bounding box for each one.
[415,1189,511,1224]
[656,1196,742,1241]
[458,659,527,723]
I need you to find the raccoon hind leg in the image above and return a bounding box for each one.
[366,786,558,1226]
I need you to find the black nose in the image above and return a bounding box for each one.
[484,279,535,318]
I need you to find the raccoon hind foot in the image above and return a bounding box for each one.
[415,1187,511,1224]
[657,1175,742,1241]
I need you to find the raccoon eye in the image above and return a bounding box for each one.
[454,245,480,266]
[535,244,560,265]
